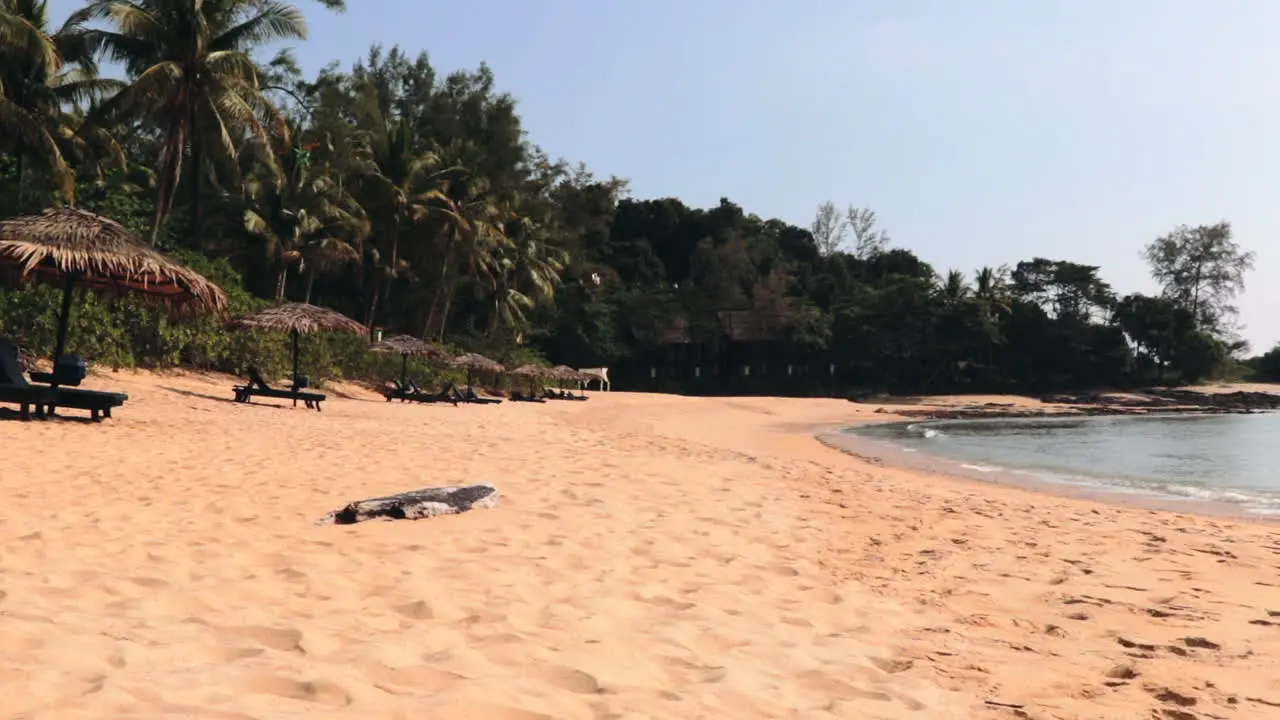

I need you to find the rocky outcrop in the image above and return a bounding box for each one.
[317,484,499,525]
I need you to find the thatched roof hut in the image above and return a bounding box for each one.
[0,208,227,311]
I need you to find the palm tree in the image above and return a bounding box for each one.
[419,165,512,340]
[939,269,969,308]
[346,88,464,330]
[243,120,367,301]
[0,0,119,207]
[85,0,309,245]
[486,215,566,333]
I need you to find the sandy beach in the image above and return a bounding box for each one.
[2,373,1279,719]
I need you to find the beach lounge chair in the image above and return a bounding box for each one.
[0,338,54,421]
[541,388,588,402]
[384,379,450,404]
[382,378,413,402]
[510,390,546,403]
[405,379,459,406]
[461,386,502,405]
[0,338,126,421]
[233,367,326,410]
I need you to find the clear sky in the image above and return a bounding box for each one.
[49,0,1280,350]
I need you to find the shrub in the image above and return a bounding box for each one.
[0,253,543,390]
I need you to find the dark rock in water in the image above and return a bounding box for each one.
[317,484,499,525]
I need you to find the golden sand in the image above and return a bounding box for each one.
[1,371,1278,718]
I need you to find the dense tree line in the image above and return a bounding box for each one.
[0,0,1266,393]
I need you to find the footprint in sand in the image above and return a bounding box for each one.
[209,646,265,662]
[526,665,604,694]
[129,576,170,589]
[364,663,464,694]
[430,701,554,720]
[242,675,351,707]
[659,656,728,685]
[639,595,696,612]
[868,656,915,674]
[391,600,434,620]
[223,625,304,652]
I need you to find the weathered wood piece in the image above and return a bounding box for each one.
[317,484,499,525]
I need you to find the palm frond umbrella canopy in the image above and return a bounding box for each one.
[550,365,593,398]
[507,363,550,394]
[507,364,549,378]
[0,208,229,376]
[449,352,504,389]
[551,365,591,384]
[233,302,367,384]
[370,334,448,383]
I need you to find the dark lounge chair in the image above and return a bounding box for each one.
[509,390,546,403]
[0,338,127,421]
[382,378,413,402]
[459,385,502,405]
[407,379,460,406]
[383,378,451,405]
[233,366,326,410]
[0,339,54,421]
[542,388,588,402]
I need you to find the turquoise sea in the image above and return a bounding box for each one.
[840,413,1280,516]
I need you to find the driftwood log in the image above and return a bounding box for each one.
[317,484,499,525]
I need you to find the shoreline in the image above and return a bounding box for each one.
[815,421,1280,526]
[815,387,1280,524]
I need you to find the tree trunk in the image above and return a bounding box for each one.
[150,125,185,245]
[150,145,173,245]
[275,267,288,302]
[424,243,454,339]
[303,268,317,304]
[14,155,25,212]
[436,278,458,341]
[364,272,381,330]
[189,116,204,250]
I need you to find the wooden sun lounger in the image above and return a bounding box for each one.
[0,338,124,421]
[233,367,326,410]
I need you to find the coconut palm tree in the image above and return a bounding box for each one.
[242,120,368,301]
[0,0,119,207]
[486,215,566,333]
[345,88,465,329]
[84,0,309,245]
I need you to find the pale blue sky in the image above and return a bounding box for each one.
[51,0,1280,350]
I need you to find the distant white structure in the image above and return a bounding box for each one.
[579,367,611,391]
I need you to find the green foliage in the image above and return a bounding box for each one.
[0,3,1261,396]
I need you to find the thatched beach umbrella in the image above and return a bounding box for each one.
[370,334,448,383]
[550,365,593,397]
[0,207,228,378]
[449,352,504,389]
[507,363,551,395]
[233,302,367,383]
[550,365,587,384]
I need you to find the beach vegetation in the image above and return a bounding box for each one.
[0,0,1263,392]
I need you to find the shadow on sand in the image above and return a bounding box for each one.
[160,385,245,407]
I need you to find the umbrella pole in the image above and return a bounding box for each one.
[400,353,408,384]
[51,271,78,365]
[290,328,301,383]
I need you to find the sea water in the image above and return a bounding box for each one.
[843,413,1280,515]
